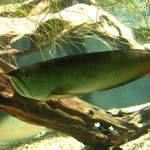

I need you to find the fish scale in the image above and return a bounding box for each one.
[8,49,150,101]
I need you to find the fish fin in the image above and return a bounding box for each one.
[51,91,86,97]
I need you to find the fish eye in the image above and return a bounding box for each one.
[25,74,29,78]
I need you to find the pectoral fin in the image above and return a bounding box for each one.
[52,92,86,97]
[48,89,87,99]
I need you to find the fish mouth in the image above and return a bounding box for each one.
[10,76,32,98]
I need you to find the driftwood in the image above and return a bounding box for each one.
[0,60,149,150]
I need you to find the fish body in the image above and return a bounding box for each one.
[8,49,150,100]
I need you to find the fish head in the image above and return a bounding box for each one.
[8,65,48,100]
[8,68,33,99]
[8,64,52,100]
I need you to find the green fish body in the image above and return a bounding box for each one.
[8,49,150,101]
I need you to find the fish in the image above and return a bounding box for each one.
[8,49,150,101]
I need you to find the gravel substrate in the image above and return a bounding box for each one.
[0,128,149,150]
